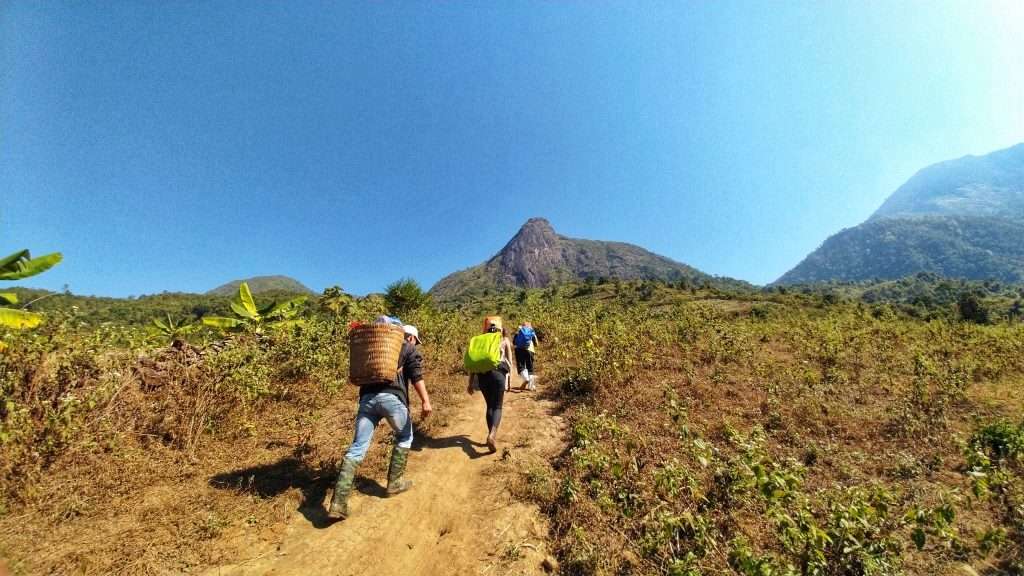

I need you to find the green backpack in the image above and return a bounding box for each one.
[464,332,502,373]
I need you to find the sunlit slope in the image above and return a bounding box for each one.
[779,142,1024,285]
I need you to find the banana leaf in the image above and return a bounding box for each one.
[0,293,17,305]
[267,319,306,330]
[236,282,258,317]
[230,300,259,319]
[0,308,43,329]
[0,252,63,280]
[264,296,307,320]
[202,316,244,329]
[153,317,170,331]
[0,250,29,271]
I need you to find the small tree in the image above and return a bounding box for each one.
[385,278,430,317]
[318,285,353,317]
[1009,299,1022,322]
[957,290,990,324]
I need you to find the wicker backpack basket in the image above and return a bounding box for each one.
[349,324,406,386]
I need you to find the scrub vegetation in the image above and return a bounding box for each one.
[1,276,1022,575]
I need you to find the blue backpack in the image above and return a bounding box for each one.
[513,326,535,349]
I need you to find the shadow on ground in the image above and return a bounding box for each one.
[413,429,491,460]
[209,453,394,529]
[209,425,496,528]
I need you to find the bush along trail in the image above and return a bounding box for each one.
[2,279,1024,575]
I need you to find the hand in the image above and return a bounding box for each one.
[421,400,433,419]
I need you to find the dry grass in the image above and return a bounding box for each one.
[0,339,467,575]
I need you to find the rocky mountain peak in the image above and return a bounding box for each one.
[428,217,738,301]
[502,217,559,251]
[493,218,564,287]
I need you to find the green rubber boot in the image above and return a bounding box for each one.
[327,457,359,520]
[386,446,413,496]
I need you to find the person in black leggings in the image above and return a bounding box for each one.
[476,368,507,452]
[468,322,516,452]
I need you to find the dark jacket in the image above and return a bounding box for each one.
[359,341,423,406]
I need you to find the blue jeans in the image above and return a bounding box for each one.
[344,392,413,463]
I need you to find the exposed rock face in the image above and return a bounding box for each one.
[493,218,563,287]
[430,217,744,302]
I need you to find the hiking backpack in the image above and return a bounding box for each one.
[513,326,535,349]
[464,332,503,373]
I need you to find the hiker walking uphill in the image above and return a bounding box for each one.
[328,320,432,521]
[513,321,539,391]
[465,316,516,453]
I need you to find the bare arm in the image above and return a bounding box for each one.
[504,338,517,372]
[412,379,432,418]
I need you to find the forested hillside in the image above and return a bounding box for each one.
[779,142,1024,285]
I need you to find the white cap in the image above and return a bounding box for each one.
[403,324,421,344]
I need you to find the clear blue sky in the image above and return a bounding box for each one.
[3,2,1022,296]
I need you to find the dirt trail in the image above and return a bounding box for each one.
[203,384,565,576]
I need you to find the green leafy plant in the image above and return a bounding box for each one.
[0,248,62,330]
[148,313,199,344]
[202,282,307,333]
[318,285,353,317]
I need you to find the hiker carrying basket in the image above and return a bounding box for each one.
[327,318,432,521]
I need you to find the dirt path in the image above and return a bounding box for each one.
[203,385,565,576]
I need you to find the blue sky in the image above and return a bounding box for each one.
[3,2,1022,296]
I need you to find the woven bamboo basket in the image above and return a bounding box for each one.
[349,324,406,386]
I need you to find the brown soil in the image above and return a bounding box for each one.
[200,385,565,576]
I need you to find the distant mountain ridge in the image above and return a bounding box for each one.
[871,143,1024,220]
[207,275,313,296]
[778,142,1024,285]
[430,218,745,301]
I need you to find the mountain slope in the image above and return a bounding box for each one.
[872,143,1024,220]
[778,142,1024,285]
[430,218,742,301]
[777,215,1024,285]
[206,275,313,296]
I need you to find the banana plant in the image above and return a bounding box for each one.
[148,313,199,344]
[202,282,307,333]
[0,249,63,330]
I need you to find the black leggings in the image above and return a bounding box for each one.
[514,348,534,374]
[477,370,506,433]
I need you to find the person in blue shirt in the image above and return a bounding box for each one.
[513,321,539,391]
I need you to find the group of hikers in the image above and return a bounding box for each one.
[327,316,540,521]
